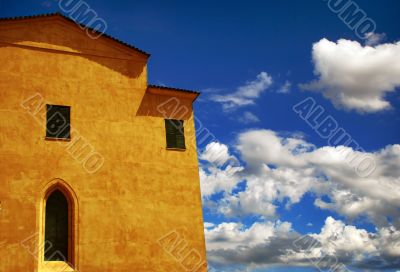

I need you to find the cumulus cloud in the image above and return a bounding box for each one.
[238,111,260,124]
[300,38,400,113]
[205,220,292,251]
[205,219,297,268]
[199,165,243,197]
[218,166,324,218]
[200,142,236,167]
[206,217,400,270]
[236,130,315,169]
[283,217,400,270]
[210,72,273,111]
[199,142,243,197]
[200,129,400,269]
[199,129,400,227]
[199,142,242,197]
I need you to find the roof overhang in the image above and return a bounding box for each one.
[147,85,200,103]
[136,85,200,120]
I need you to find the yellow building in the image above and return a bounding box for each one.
[0,13,207,272]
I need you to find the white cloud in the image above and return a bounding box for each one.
[205,220,293,251]
[200,129,400,269]
[218,166,323,218]
[277,80,291,94]
[237,130,315,168]
[307,145,400,226]
[199,142,242,197]
[200,142,236,167]
[199,165,243,197]
[311,216,377,255]
[200,129,400,227]
[300,38,400,113]
[365,32,386,46]
[283,217,400,269]
[238,111,260,124]
[206,217,400,269]
[204,222,216,229]
[210,72,273,111]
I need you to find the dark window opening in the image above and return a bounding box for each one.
[44,190,69,262]
[165,119,186,150]
[46,105,70,139]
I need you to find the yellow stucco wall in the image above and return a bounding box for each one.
[0,15,207,272]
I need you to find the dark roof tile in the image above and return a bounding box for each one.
[148,84,200,95]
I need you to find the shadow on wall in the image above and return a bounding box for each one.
[136,90,194,120]
[0,14,148,79]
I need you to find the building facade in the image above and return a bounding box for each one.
[0,14,207,272]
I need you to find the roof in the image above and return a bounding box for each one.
[0,13,200,100]
[0,12,150,58]
[148,85,200,95]
[147,85,200,102]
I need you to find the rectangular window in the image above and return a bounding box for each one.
[165,119,186,150]
[46,105,70,139]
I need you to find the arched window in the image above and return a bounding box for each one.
[44,189,70,262]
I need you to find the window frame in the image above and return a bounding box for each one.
[164,119,186,150]
[45,104,71,140]
[39,180,78,272]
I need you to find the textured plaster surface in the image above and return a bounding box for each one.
[0,16,207,272]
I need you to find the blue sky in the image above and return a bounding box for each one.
[2,0,399,271]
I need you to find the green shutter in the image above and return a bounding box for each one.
[165,119,185,149]
[175,120,185,149]
[46,104,71,139]
[165,119,176,148]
